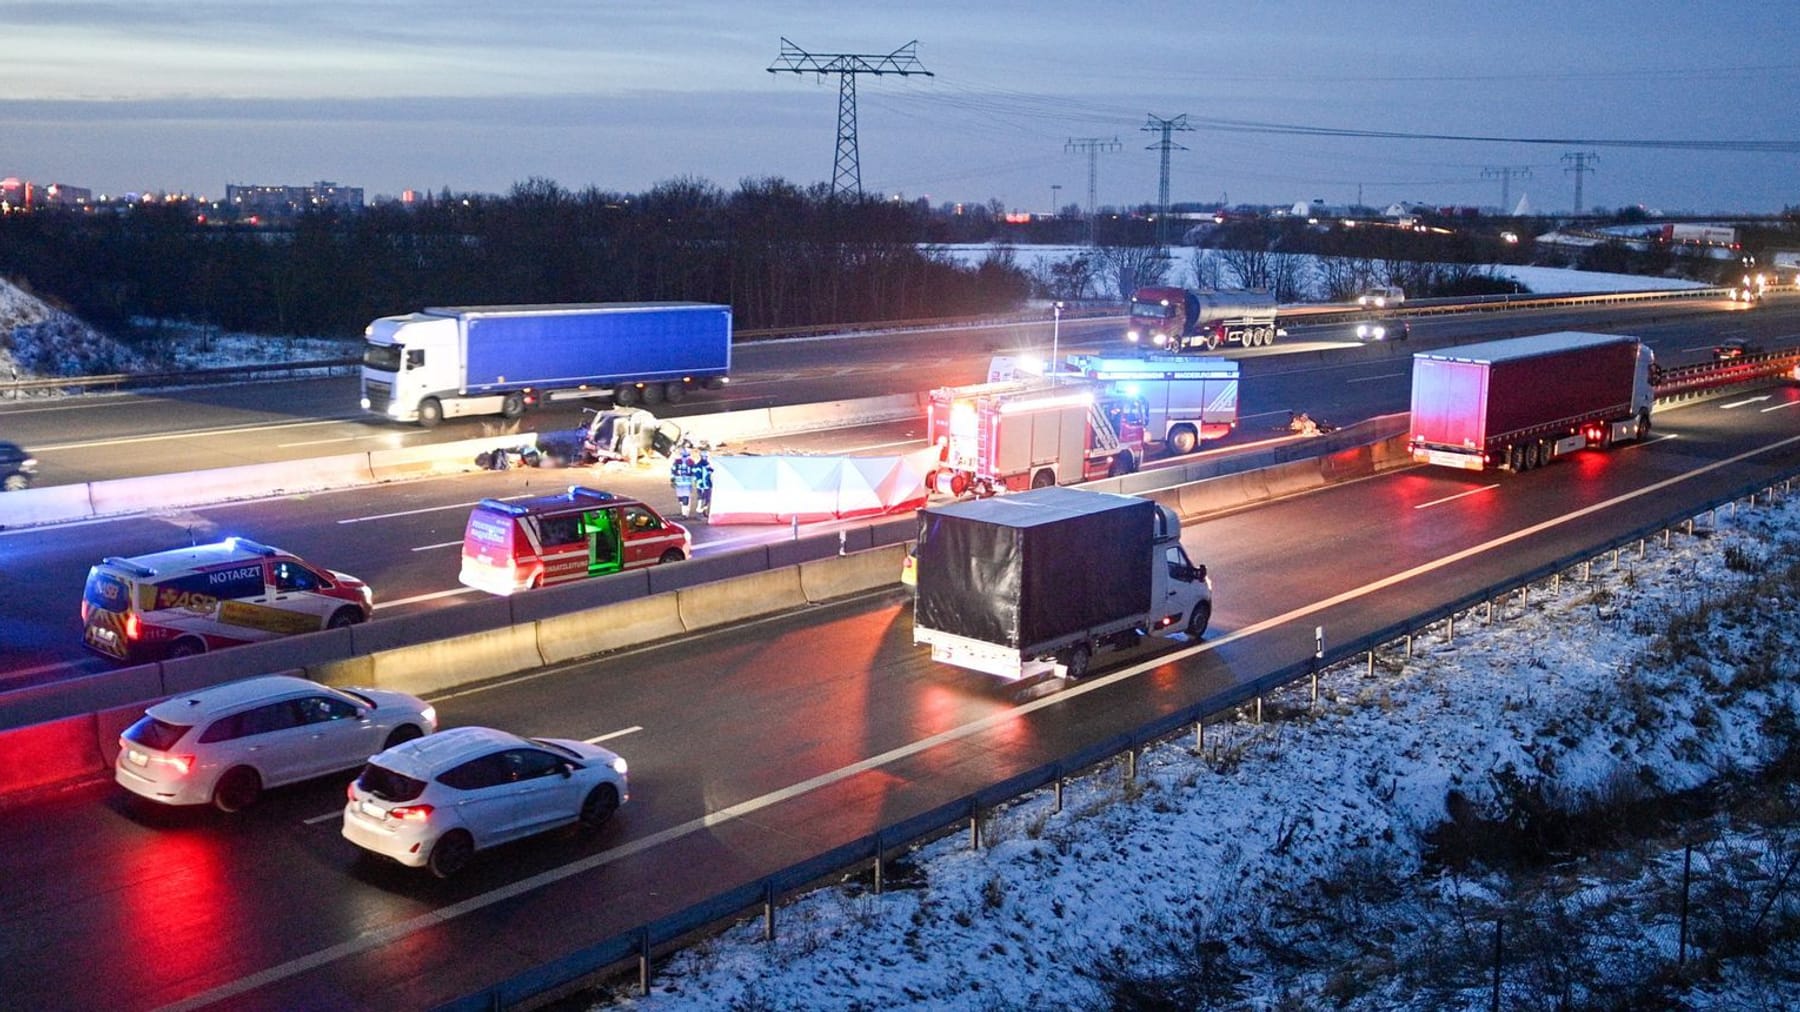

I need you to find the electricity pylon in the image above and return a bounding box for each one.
[1143,114,1193,252]
[768,38,932,200]
[1066,136,1121,246]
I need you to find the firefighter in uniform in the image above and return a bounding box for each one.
[692,449,714,518]
[670,445,695,517]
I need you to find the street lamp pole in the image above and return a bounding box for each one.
[1051,184,1062,217]
[1052,301,1064,379]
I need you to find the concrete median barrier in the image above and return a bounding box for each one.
[677,567,808,633]
[766,532,848,569]
[799,544,908,603]
[359,623,546,698]
[1260,459,1330,500]
[504,569,653,621]
[0,664,164,734]
[0,484,95,528]
[158,632,357,696]
[367,434,542,482]
[536,593,687,665]
[0,713,105,802]
[89,453,376,515]
[647,550,772,595]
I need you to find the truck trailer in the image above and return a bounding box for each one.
[1127,286,1279,351]
[360,302,731,427]
[1408,331,1654,472]
[912,486,1212,681]
[925,377,1144,497]
[1063,354,1239,454]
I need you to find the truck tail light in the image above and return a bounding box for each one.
[124,613,141,640]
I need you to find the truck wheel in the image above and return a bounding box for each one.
[1524,442,1541,469]
[1109,451,1136,477]
[1635,412,1650,441]
[640,382,664,406]
[417,398,443,428]
[1505,446,1521,471]
[613,384,639,407]
[1187,601,1212,640]
[1060,643,1091,680]
[1168,425,1199,456]
[500,392,526,419]
[662,382,686,405]
[1030,469,1056,489]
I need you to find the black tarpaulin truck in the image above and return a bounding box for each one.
[911,486,1212,681]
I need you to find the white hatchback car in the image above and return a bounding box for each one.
[342,725,629,878]
[116,674,437,812]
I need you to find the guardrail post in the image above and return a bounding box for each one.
[639,929,652,996]
[1638,538,1646,559]
[1404,633,1413,658]
[1612,547,1621,567]
[1446,613,1455,643]
[1125,749,1137,784]
[1055,777,1065,813]
[873,833,884,895]
[1254,696,1263,724]
[1485,599,1494,623]
[1663,528,1671,548]
[1366,651,1375,678]
[970,812,982,850]
[764,882,777,940]
[1685,519,1694,536]
[1552,572,1561,595]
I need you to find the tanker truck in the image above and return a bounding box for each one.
[1127,286,1280,352]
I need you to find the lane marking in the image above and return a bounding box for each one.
[338,492,536,525]
[585,726,643,744]
[1347,372,1405,384]
[154,428,1800,1012]
[32,417,361,453]
[1762,400,1800,413]
[1721,395,1773,409]
[376,587,479,609]
[278,435,398,448]
[410,541,462,552]
[303,810,342,826]
[1414,484,1499,509]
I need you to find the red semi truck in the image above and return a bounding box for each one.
[1408,331,1655,472]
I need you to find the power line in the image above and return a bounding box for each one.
[766,38,933,200]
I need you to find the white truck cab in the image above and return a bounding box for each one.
[360,313,496,426]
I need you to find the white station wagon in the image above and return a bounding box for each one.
[116,674,437,812]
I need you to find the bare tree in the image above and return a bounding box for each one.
[1091,243,1170,300]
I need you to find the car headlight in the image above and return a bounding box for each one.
[612,756,629,775]
[419,705,438,729]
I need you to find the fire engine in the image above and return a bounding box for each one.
[926,377,1145,497]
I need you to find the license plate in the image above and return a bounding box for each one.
[87,626,119,646]
[127,749,148,766]
[360,800,387,820]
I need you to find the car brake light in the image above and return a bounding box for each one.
[388,804,434,822]
[81,601,89,622]
[158,754,194,775]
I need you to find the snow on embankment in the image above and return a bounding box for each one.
[0,276,143,380]
[613,495,1800,1011]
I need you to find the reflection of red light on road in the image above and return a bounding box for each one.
[114,827,231,992]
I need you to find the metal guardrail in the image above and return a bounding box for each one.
[442,443,1800,1011]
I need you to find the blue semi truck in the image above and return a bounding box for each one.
[360,302,731,427]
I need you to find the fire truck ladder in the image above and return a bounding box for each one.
[1088,402,1122,452]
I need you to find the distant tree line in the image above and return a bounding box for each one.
[0,176,1034,339]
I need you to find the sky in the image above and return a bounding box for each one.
[4,1,1798,214]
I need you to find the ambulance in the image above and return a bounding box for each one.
[458,486,691,595]
[82,538,373,662]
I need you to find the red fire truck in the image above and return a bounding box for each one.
[926,378,1145,497]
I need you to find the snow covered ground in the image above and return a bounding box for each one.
[931,243,1710,298]
[603,493,1800,1010]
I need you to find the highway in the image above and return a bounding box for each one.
[1,296,1791,681]
[5,343,1800,1008]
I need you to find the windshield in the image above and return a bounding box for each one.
[362,341,402,372]
[1130,300,1176,320]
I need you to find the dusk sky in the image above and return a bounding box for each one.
[4,1,1796,213]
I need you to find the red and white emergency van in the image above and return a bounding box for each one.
[458,486,691,595]
[81,538,373,662]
